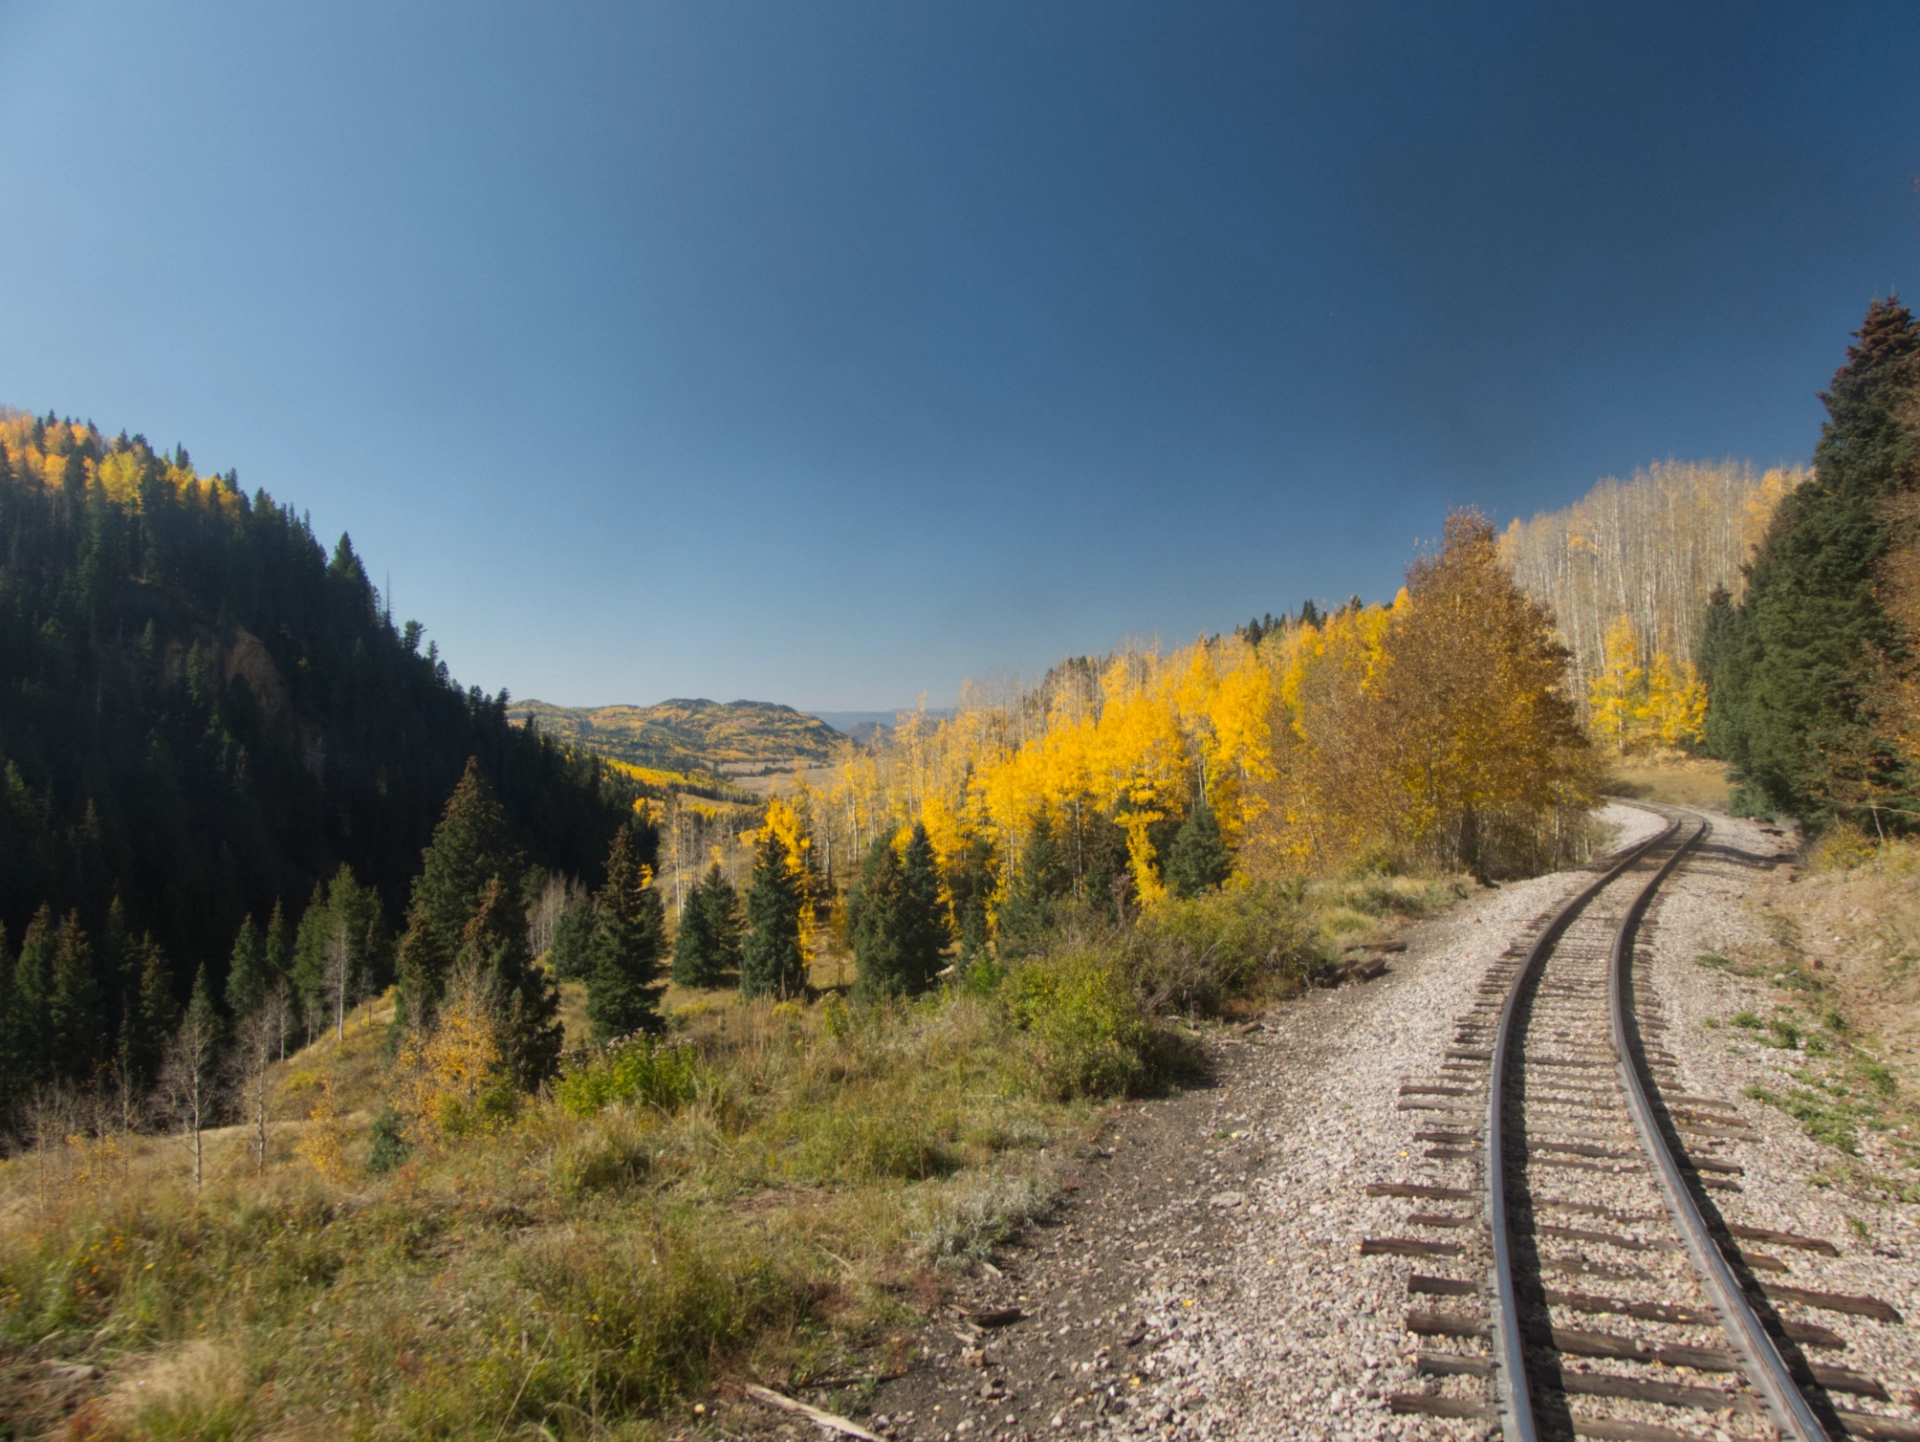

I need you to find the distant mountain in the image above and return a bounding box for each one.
[516,698,847,781]
[809,708,957,743]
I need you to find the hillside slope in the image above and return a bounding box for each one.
[517,697,847,778]
[0,411,640,989]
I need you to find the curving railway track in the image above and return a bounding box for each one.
[1367,806,1917,1442]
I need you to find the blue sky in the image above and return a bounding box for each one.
[1,2,1914,709]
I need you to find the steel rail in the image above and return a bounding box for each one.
[1608,814,1831,1442]
[1486,816,1681,1442]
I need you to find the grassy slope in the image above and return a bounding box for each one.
[1683,830,1920,1199]
[517,699,847,780]
[0,876,1469,1440]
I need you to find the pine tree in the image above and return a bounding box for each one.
[997,815,1070,953]
[226,914,268,1020]
[671,862,741,987]
[1166,799,1232,897]
[898,823,950,989]
[849,834,909,1001]
[945,837,995,964]
[124,937,179,1089]
[669,877,714,986]
[546,895,597,981]
[48,911,102,1083]
[264,899,294,993]
[11,906,55,1086]
[291,882,331,1036]
[457,876,563,1089]
[396,758,523,1027]
[701,865,744,977]
[740,831,807,999]
[586,823,667,1042]
[1706,298,1920,822]
[1078,812,1133,919]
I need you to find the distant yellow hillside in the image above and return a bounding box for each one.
[516,697,848,792]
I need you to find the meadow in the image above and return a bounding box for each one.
[0,875,1464,1441]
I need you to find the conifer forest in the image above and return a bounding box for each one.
[0,297,1916,1438]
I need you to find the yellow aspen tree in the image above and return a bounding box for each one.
[1643,652,1707,748]
[1588,615,1646,753]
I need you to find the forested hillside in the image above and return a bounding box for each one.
[0,411,641,997]
[516,697,844,788]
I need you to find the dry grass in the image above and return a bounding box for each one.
[0,989,1109,1438]
[1604,752,1733,809]
[0,875,1456,1438]
[1699,835,1920,1198]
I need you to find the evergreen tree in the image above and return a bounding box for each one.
[1166,798,1233,897]
[898,823,950,986]
[123,936,179,1090]
[997,815,1070,953]
[396,759,522,1027]
[291,882,332,1035]
[1077,812,1133,920]
[669,879,714,987]
[701,865,744,977]
[671,862,741,987]
[457,876,562,1089]
[47,912,103,1083]
[945,837,995,964]
[849,825,950,1002]
[740,832,807,999]
[546,895,597,981]
[1705,298,1920,823]
[0,924,17,1114]
[11,906,55,1086]
[586,823,667,1042]
[848,835,908,1001]
[225,914,269,1020]
[264,900,294,994]
[100,897,136,1051]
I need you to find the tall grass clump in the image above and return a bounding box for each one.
[556,1035,705,1117]
[1130,880,1318,1014]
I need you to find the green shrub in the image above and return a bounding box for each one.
[557,1036,704,1117]
[1003,950,1157,1099]
[1133,881,1315,1013]
[367,1107,410,1173]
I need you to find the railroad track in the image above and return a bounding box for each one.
[1363,807,1916,1442]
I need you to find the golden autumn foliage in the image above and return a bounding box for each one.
[293,1078,353,1184]
[751,512,1596,935]
[389,965,516,1147]
[1586,614,1708,755]
[0,410,244,517]
[1250,514,1597,879]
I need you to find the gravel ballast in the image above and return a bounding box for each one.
[857,803,1920,1442]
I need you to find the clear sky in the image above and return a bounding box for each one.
[1,2,1914,710]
